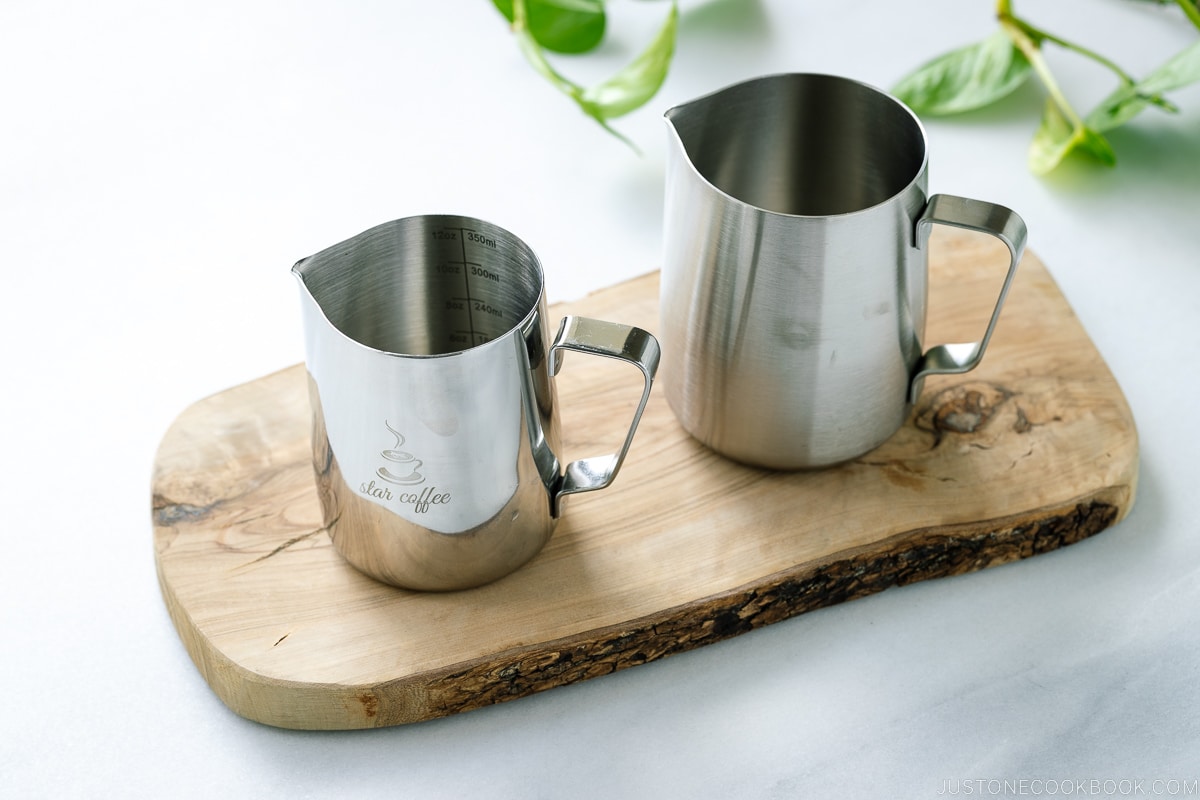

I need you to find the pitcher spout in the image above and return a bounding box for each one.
[662,95,704,167]
[663,79,757,210]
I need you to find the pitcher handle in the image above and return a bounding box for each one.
[908,194,1028,404]
[548,316,661,512]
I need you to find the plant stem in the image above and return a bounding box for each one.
[1002,12,1138,86]
[998,15,1084,128]
[510,0,640,152]
[1177,0,1200,31]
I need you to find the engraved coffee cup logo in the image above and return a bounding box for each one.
[376,421,424,485]
[358,422,451,514]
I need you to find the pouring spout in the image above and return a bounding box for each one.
[662,98,697,135]
[662,100,694,165]
[291,258,324,336]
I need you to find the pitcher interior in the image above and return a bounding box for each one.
[668,73,927,216]
[295,216,544,356]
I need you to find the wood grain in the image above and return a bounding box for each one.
[151,228,1138,729]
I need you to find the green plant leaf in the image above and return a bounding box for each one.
[1028,98,1073,174]
[1084,86,1166,133]
[1085,40,1200,131]
[1029,98,1116,174]
[578,1,677,119]
[892,31,1033,115]
[511,1,584,97]
[507,0,677,149]
[493,0,606,54]
[1139,38,1200,93]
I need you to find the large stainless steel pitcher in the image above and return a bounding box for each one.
[660,73,1027,469]
[294,215,659,591]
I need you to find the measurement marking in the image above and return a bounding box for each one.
[470,265,500,283]
[458,228,476,343]
[451,329,489,345]
[472,300,503,318]
[465,229,498,249]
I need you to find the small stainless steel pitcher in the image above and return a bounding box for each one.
[661,73,1027,469]
[293,215,660,591]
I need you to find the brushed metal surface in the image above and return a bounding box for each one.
[661,74,1026,469]
[294,216,658,590]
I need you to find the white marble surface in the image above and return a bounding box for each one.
[3,0,1198,796]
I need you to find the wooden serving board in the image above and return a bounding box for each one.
[152,229,1138,730]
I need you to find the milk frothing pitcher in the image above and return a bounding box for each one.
[294,215,660,590]
[660,73,1027,469]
